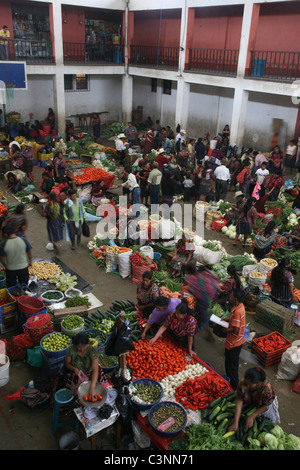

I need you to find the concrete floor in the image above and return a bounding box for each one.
[0,162,299,451]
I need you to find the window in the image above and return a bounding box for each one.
[163,80,172,95]
[151,78,157,92]
[64,74,89,92]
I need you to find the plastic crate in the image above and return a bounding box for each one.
[40,349,66,379]
[252,331,292,368]
[0,288,18,333]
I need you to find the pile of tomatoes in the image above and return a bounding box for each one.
[255,332,289,353]
[126,337,195,381]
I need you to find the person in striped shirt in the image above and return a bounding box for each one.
[222,289,246,390]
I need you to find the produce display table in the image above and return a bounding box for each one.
[28,257,93,298]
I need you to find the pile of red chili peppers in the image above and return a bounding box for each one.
[175,370,232,410]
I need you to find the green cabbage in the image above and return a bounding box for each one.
[284,434,300,450]
[264,433,278,450]
[270,425,285,439]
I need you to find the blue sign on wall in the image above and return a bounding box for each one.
[0,62,26,89]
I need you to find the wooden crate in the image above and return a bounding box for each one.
[253,331,292,368]
[255,298,295,336]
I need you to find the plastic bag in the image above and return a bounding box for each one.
[105,319,135,356]
[82,220,90,238]
[291,375,300,394]
[27,346,43,367]
[277,342,300,380]
[132,420,151,449]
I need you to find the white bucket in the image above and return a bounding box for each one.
[0,354,10,388]
[59,430,80,450]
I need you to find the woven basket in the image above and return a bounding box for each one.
[17,296,45,315]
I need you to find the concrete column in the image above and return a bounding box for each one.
[230,87,249,150]
[49,2,65,138]
[175,78,190,133]
[122,74,133,123]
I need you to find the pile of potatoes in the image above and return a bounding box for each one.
[29,261,63,280]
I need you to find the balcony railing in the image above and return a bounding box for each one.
[248,50,300,82]
[2,39,54,64]
[186,48,239,76]
[130,45,179,70]
[63,42,123,65]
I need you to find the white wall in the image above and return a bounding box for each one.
[6,75,54,123]
[132,76,177,128]
[64,75,123,125]
[244,92,298,151]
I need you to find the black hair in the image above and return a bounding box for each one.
[124,167,131,174]
[49,191,57,201]
[154,296,170,308]
[242,197,255,216]
[15,203,25,215]
[232,288,245,303]
[176,299,188,315]
[263,220,276,237]
[69,188,77,196]
[185,261,197,275]
[271,257,291,286]
[142,271,152,280]
[244,367,266,384]
[73,332,89,346]
[227,265,242,289]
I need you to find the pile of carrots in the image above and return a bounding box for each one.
[126,337,195,381]
[160,286,182,299]
[118,247,132,254]
[92,246,107,259]
[294,289,300,302]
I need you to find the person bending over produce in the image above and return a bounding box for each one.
[136,271,160,318]
[171,235,195,278]
[183,262,220,342]
[253,220,280,260]
[149,300,197,357]
[270,257,296,308]
[228,367,280,435]
[219,265,243,308]
[141,296,181,339]
[233,197,257,247]
[65,332,105,402]
[221,289,246,390]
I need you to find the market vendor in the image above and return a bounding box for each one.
[21,141,34,183]
[40,171,55,195]
[270,257,296,308]
[115,133,128,165]
[65,332,105,402]
[91,179,109,206]
[219,265,243,308]
[9,142,23,170]
[253,220,280,260]
[0,215,32,288]
[5,172,22,193]
[140,296,182,339]
[267,173,283,201]
[228,367,280,434]
[224,191,245,225]
[171,235,195,278]
[233,197,257,247]
[53,151,66,183]
[288,217,300,250]
[136,270,160,318]
[149,299,197,357]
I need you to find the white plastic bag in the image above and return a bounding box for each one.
[277,341,300,380]
[131,420,151,449]
[140,245,154,260]
[193,246,223,266]
[117,249,132,279]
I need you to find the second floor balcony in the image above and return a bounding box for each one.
[129,45,179,70]
[186,48,239,76]
[63,43,124,65]
[2,39,54,64]
[247,50,300,82]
